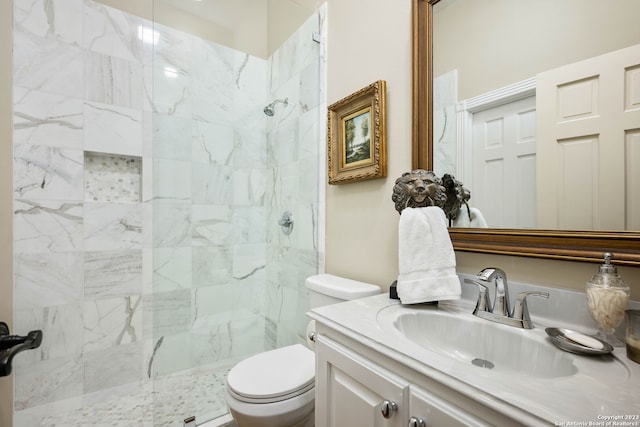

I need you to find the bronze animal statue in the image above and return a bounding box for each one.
[392,169,447,214]
[441,173,471,223]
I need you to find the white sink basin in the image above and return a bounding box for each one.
[381,305,577,379]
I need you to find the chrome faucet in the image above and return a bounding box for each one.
[464,268,549,329]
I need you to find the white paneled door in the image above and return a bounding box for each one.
[471,96,537,228]
[537,43,640,230]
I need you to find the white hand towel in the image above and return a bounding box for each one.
[397,207,460,304]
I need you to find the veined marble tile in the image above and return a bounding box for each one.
[232,53,267,117]
[192,120,234,165]
[433,104,458,176]
[14,199,83,254]
[85,50,144,109]
[268,120,298,166]
[300,59,320,113]
[190,292,264,361]
[191,205,232,246]
[83,342,143,393]
[152,202,191,248]
[192,246,232,288]
[432,71,458,176]
[84,250,143,299]
[233,169,266,206]
[232,207,266,244]
[83,295,143,352]
[233,125,267,169]
[84,101,143,157]
[14,353,84,410]
[145,289,191,337]
[154,158,191,200]
[298,107,320,160]
[153,114,192,161]
[227,315,266,359]
[191,163,233,205]
[190,322,233,366]
[14,145,84,200]
[189,43,235,125]
[269,163,302,211]
[294,203,318,252]
[141,201,153,248]
[148,332,191,377]
[14,0,84,45]
[298,155,319,205]
[13,304,84,365]
[434,69,458,111]
[231,243,266,282]
[153,247,193,292]
[13,30,84,98]
[269,12,319,93]
[83,0,145,63]
[191,285,234,321]
[13,87,83,149]
[152,22,195,75]
[84,202,143,251]
[15,252,84,308]
[142,247,153,296]
[142,157,153,204]
[150,65,192,118]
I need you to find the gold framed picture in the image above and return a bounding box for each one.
[327,80,387,185]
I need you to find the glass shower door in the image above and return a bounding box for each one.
[150,1,324,424]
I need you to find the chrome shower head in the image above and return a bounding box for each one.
[263,98,288,116]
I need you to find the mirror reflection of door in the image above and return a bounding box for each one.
[537,43,640,231]
[471,97,537,228]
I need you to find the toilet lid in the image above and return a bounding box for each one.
[227,344,315,402]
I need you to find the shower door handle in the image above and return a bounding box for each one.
[0,322,43,377]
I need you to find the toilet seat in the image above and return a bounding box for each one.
[227,344,315,404]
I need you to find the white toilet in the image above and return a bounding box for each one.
[224,274,381,427]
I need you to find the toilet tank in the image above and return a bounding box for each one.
[305,274,381,308]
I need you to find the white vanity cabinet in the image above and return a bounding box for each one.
[315,333,496,427]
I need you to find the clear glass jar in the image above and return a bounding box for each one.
[585,253,630,347]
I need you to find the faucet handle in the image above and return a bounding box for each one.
[512,291,549,329]
[464,279,491,314]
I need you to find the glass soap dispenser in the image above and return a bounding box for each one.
[585,252,630,347]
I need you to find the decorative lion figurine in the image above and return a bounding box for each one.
[441,173,471,222]
[391,169,447,214]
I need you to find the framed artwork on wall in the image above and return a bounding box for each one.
[327,80,387,184]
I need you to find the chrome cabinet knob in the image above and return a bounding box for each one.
[408,416,426,427]
[380,399,398,419]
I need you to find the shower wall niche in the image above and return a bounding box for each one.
[12,0,324,424]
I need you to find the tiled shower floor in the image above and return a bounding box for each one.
[14,364,233,427]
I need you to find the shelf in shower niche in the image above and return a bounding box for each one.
[84,151,142,202]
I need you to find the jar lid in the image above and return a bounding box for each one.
[598,252,617,274]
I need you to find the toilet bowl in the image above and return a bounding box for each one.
[224,274,380,427]
[225,344,315,427]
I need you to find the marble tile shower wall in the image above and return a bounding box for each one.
[264,7,325,350]
[13,0,153,415]
[11,0,321,421]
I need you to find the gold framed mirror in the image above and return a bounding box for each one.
[412,0,640,266]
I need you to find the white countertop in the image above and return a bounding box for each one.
[308,280,640,426]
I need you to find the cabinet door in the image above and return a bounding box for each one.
[315,336,409,427]
[408,385,490,427]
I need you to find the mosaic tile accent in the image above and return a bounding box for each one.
[84,151,142,202]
